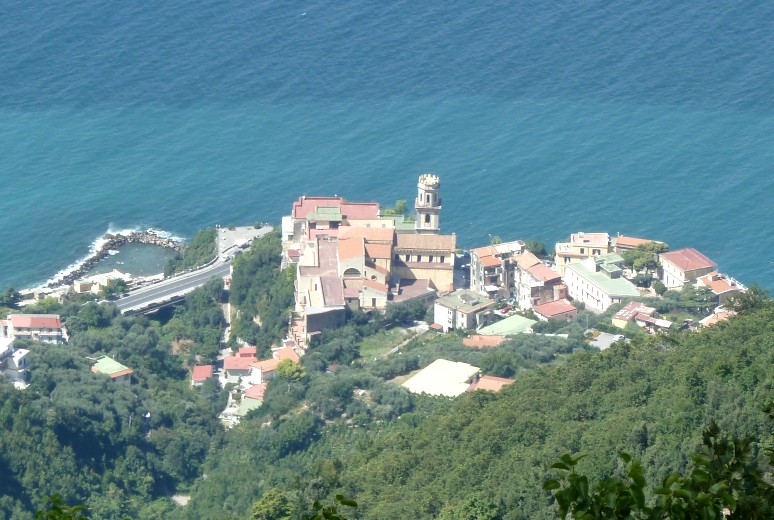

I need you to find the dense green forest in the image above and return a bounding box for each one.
[0,280,227,518]
[2,229,772,519]
[228,229,295,357]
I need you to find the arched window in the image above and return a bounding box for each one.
[343,268,361,277]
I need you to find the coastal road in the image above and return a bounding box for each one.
[115,260,232,314]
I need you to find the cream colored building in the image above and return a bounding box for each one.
[659,248,717,289]
[555,232,613,275]
[285,174,458,347]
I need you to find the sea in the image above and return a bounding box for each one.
[1,0,773,290]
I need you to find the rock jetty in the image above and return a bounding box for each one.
[45,230,183,289]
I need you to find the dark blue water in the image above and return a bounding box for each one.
[1,1,772,289]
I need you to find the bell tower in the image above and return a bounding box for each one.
[415,174,441,234]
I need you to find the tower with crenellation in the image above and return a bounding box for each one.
[415,173,442,234]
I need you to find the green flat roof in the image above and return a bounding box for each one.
[380,215,415,231]
[308,207,343,221]
[478,314,537,336]
[567,262,640,297]
[92,356,131,375]
[597,252,624,264]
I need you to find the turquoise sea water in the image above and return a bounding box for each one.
[1,1,773,289]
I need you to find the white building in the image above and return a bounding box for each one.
[564,254,640,312]
[433,289,496,332]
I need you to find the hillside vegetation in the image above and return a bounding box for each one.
[180,300,774,518]
[2,230,771,519]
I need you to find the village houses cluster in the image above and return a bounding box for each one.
[268,174,747,398]
[3,174,748,403]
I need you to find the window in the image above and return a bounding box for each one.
[429,255,434,263]
[440,256,445,263]
[592,249,600,255]
[405,255,410,261]
[424,214,431,224]
[426,194,430,203]
[580,248,585,254]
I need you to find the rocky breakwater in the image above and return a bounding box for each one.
[45,230,183,289]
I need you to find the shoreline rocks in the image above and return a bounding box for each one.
[44,231,183,289]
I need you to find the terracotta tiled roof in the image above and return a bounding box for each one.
[338,236,365,261]
[292,197,343,219]
[343,286,360,298]
[570,232,610,246]
[533,299,577,318]
[192,365,214,381]
[244,383,268,401]
[362,279,389,293]
[224,356,257,371]
[480,255,501,268]
[462,335,507,348]
[700,308,736,327]
[273,345,300,363]
[471,245,497,257]
[516,252,541,269]
[697,272,743,295]
[9,314,62,330]
[367,262,390,276]
[395,233,456,252]
[252,358,281,373]
[613,301,656,322]
[364,243,392,259]
[527,263,561,282]
[468,375,515,392]
[340,202,381,220]
[238,346,257,357]
[660,248,716,272]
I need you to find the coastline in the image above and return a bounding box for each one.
[32,229,183,292]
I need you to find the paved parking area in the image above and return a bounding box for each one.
[217,224,274,258]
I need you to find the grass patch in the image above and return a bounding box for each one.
[388,368,421,386]
[358,328,409,362]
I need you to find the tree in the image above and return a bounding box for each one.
[726,285,770,314]
[35,496,90,519]
[276,360,307,383]
[544,419,774,519]
[0,286,22,309]
[303,495,357,520]
[524,240,547,258]
[383,199,408,217]
[393,199,408,217]
[252,488,293,520]
[653,280,667,296]
[101,279,128,300]
[622,242,669,273]
[490,235,502,245]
